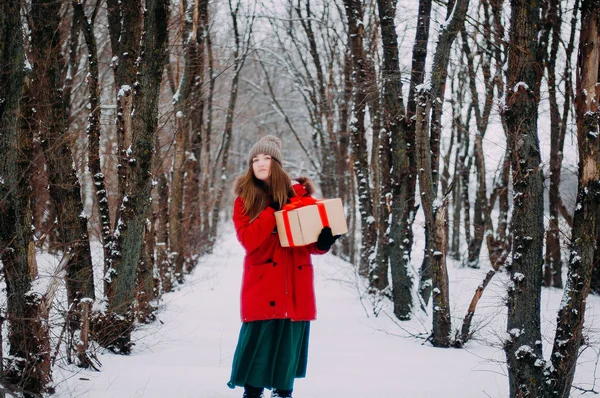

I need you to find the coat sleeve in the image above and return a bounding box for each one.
[307,242,328,255]
[233,197,277,253]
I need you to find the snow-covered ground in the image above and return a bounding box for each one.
[52,225,600,398]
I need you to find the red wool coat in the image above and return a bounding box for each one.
[232,177,327,322]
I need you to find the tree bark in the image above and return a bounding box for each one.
[544,0,578,289]
[503,0,545,395]
[30,0,95,367]
[170,0,197,283]
[0,3,50,392]
[156,172,173,293]
[460,23,495,268]
[419,0,469,304]
[103,0,170,353]
[343,0,377,277]
[547,1,600,395]
[184,0,209,269]
[407,0,432,306]
[415,90,451,347]
[375,0,414,319]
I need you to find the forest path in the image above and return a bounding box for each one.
[55,226,506,398]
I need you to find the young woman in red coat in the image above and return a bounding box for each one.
[227,135,339,398]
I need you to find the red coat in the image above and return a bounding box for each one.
[232,178,327,322]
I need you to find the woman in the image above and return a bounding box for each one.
[228,135,339,398]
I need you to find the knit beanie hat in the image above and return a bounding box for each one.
[247,135,283,164]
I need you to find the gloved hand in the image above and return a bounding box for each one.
[268,201,281,211]
[316,227,341,251]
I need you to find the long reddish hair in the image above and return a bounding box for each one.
[238,160,296,220]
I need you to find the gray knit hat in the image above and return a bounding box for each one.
[247,135,283,164]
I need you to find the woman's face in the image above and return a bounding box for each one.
[252,153,272,183]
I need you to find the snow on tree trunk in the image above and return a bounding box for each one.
[102,0,170,354]
[415,90,451,347]
[418,0,469,304]
[546,1,600,396]
[30,0,95,368]
[375,0,414,319]
[0,3,51,391]
[503,1,545,395]
[343,0,377,277]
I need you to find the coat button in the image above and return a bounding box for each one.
[269,301,276,307]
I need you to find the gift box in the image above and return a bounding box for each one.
[274,197,348,247]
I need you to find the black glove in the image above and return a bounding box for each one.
[316,227,341,251]
[268,201,281,211]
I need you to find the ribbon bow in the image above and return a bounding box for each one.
[282,196,317,211]
[279,196,331,247]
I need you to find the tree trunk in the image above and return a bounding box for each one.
[408,0,432,306]
[156,173,173,293]
[343,0,377,277]
[30,0,95,366]
[415,91,451,347]
[419,0,469,304]
[546,1,600,395]
[170,1,196,283]
[503,1,545,395]
[136,217,156,323]
[460,22,496,268]
[103,0,170,353]
[431,198,451,347]
[295,1,338,199]
[376,0,413,319]
[0,3,50,392]
[337,48,353,262]
[210,1,254,248]
[184,0,209,269]
[544,0,577,289]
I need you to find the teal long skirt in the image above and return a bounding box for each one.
[227,319,310,391]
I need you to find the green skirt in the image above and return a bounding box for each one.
[227,319,310,391]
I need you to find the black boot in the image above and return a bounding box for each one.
[243,384,264,398]
[272,389,293,398]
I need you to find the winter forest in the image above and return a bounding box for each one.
[1,0,600,396]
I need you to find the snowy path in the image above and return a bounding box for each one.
[56,229,529,397]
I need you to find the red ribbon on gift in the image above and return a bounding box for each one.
[282,196,317,210]
[280,197,330,247]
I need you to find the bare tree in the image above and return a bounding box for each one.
[342,0,377,276]
[418,0,469,306]
[416,0,470,345]
[209,0,256,249]
[503,0,545,395]
[29,0,95,366]
[546,1,600,396]
[100,0,170,353]
[0,1,50,393]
